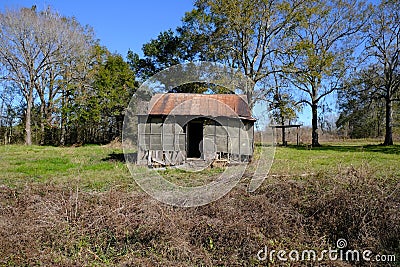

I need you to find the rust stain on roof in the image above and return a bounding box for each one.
[148,93,255,121]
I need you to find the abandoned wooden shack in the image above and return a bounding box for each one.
[137,93,255,166]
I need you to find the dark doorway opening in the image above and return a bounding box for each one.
[187,120,203,158]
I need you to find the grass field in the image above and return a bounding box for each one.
[1,141,399,189]
[0,141,399,266]
[0,145,133,190]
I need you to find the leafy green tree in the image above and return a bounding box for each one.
[128,30,182,80]
[179,0,306,108]
[70,46,136,143]
[57,42,97,145]
[127,30,224,94]
[127,51,156,81]
[337,68,386,138]
[263,70,301,144]
[94,51,137,139]
[129,0,305,100]
[283,0,370,146]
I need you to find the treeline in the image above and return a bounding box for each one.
[0,7,136,145]
[0,44,135,145]
[0,0,399,146]
[337,68,400,140]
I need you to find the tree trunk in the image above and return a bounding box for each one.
[281,117,286,146]
[40,103,45,145]
[60,116,65,146]
[246,85,254,110]
[25,92,33,145]
[377,113,381,138]
[383,97,393,145]
[60,92,66,146]
[311,102,320,147]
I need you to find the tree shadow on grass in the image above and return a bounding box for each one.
[286,144,400,155]
[101,152,137,163]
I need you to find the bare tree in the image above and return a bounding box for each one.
[365,0,400,145]
[0,6,94,145]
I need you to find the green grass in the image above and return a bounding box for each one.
[0,145,134,191]
[1,141,399,190]
[269,143,400,180]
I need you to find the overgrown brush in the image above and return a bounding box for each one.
[0,165,398,266]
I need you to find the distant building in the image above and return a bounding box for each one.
[137,93,255,166]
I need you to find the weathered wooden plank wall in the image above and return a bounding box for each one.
[137,115,254,166]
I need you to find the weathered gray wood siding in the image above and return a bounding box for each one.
[137,115,254,165]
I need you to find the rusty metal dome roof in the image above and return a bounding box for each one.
[148,93,255,121]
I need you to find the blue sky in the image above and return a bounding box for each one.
[1,0,195,57]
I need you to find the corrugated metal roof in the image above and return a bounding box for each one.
[148,93,255,121]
